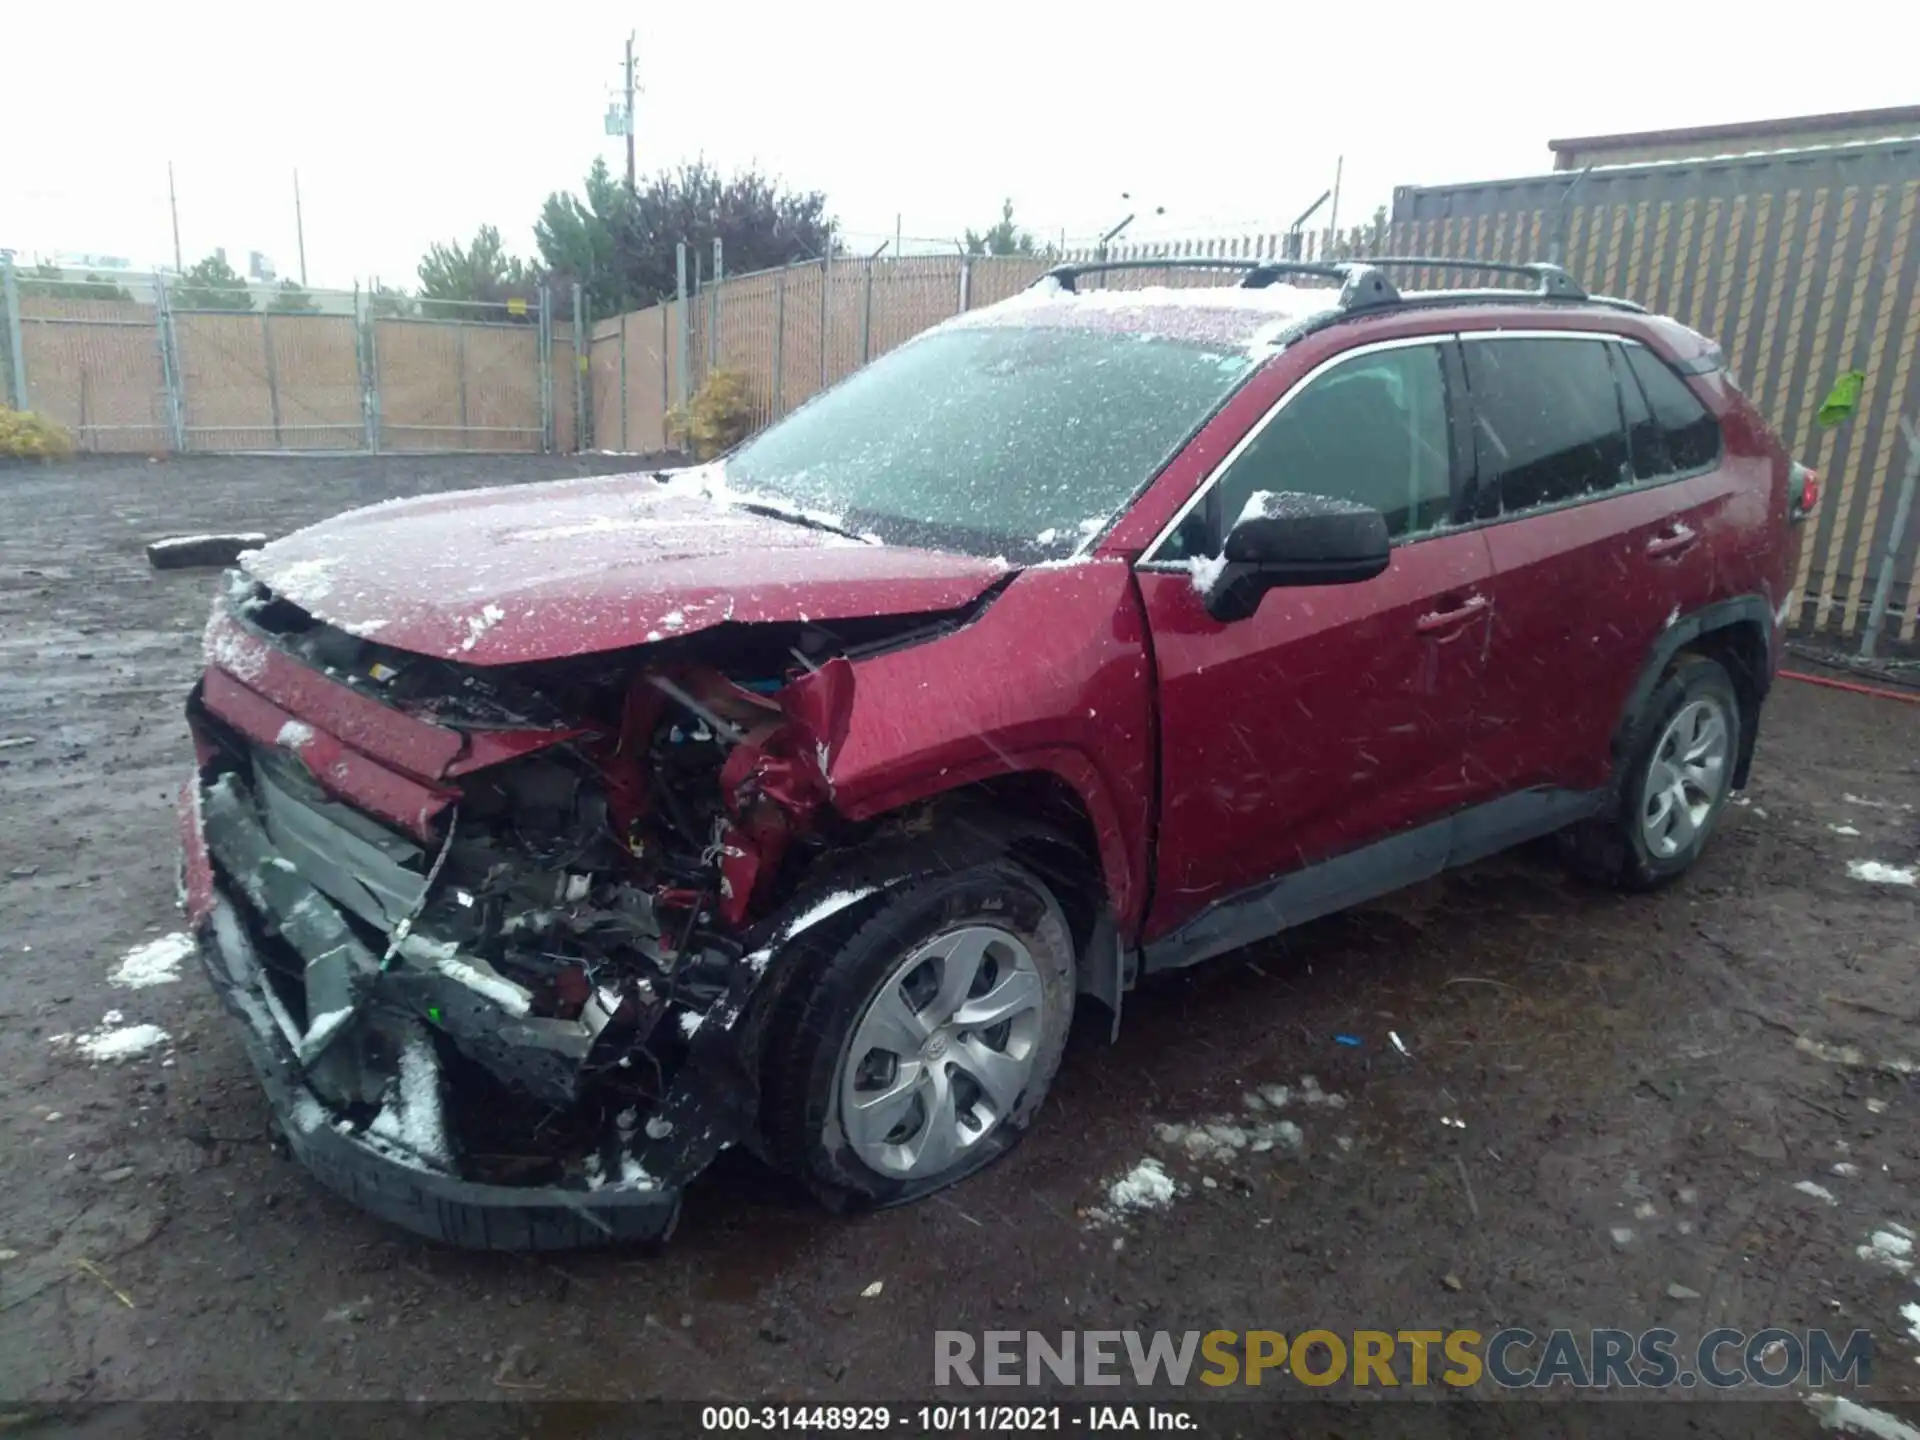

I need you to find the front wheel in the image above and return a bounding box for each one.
[1562,652,1742,890]
[761,857,1077,1208]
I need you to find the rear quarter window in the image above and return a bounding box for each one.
[1622,344,1722,474]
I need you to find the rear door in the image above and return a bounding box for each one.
[1467,332,1709,795]
[1135,336,1497,946]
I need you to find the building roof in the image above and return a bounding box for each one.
[1548,104,1920,166]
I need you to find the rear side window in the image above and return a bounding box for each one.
[1463,338,1628,515]
[1613,344,1670,479]
[1622,345,1722,474]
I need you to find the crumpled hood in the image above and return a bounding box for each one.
[240,471,1010,665]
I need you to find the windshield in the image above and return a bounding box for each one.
[723,324,1256,562]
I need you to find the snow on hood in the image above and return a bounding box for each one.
[241,468,1009,665]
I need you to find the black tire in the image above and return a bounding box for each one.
[761,856,1077,1210]
[1561,652,1742,891]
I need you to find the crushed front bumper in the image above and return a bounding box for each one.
[192,896,686,1249]
[178,719,770,1250]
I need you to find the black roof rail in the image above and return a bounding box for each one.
[1039,257,1403,314]
[1033,256,1645,324]
[1351,257,1588,300]
[1042,257,1346,291]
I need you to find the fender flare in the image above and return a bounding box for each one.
[1612,593,1774,794]
[829,746,1142,935]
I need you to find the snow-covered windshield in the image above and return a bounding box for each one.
[724,325,1256,562]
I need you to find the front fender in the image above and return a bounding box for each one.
[777,560,1156,934]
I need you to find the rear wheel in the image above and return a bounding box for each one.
[762,857,1076,1208]
[1562,653,1741,890]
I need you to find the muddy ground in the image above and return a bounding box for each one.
[1,455,1917,1429]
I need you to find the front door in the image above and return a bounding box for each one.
[1136,337,1495,952]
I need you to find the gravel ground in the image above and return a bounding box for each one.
[1,455,1917,1432]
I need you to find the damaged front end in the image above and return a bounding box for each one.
[182,573,924,1249]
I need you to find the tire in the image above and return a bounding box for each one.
[1561,652,1742,891]
[761,856,1077,1210]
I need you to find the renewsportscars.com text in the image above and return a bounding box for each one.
[934,1327,1874,1390]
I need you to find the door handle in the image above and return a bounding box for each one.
[1645,523,1698,559]
[1416,593,1490,635]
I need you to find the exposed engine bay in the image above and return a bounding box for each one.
[187,572,971,1227]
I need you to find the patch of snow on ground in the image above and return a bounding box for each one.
[1830,823,1862,836]
[1793,1180,1838,1205]
[1847,859,1918,886]
[458,602,508,652]
[1902,1303,1920,1345]
[51,1013,171,1062]
[1857,1226,1915,1276]
[110,932,193,988]
[276,719,315,749]
[1106,1158,1176,1215]
[1298,1074,1346,1108]
[1804,1395,1920,1440]
[678,1010,704,1038]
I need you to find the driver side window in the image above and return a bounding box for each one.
[1163,343,1453,560]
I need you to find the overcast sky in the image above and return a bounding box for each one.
[6,1,1915,291]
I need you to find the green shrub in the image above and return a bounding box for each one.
[666,368,756,460]
[0,408,74,459]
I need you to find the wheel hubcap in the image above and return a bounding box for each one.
[839,924,1044,1181]
[1640,696,1731,860]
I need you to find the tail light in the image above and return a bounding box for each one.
[1790,461,1820,522]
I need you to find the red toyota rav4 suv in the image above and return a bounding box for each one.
[179,258,1812,1248]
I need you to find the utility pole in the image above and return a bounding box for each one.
[168,162,183,274]
[1328,155,1344,244]
[623,31,637,192]
[293,169,308,285]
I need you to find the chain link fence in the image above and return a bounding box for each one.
[1,264,587,455]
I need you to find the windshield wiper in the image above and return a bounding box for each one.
[731,501,875,546]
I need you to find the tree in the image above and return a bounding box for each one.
[173,253,254,311]
[20,263,133,302]
[266,280,319,314]
[535,156,633,320]
[965,199,1035,257]
[534,158,836,315]
[416,224,535,316]
[363,282,416,319]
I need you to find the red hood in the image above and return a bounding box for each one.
[240,471,1009,665]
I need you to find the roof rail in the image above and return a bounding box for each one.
[1039,257,1403,315]
[1032,255,1639,322]
[1352,257,1588,300]
[1042,257,1347,291]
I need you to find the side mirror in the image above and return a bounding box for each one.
[1202,490,1391,622]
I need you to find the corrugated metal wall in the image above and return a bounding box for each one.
[1393,137,1920,639]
